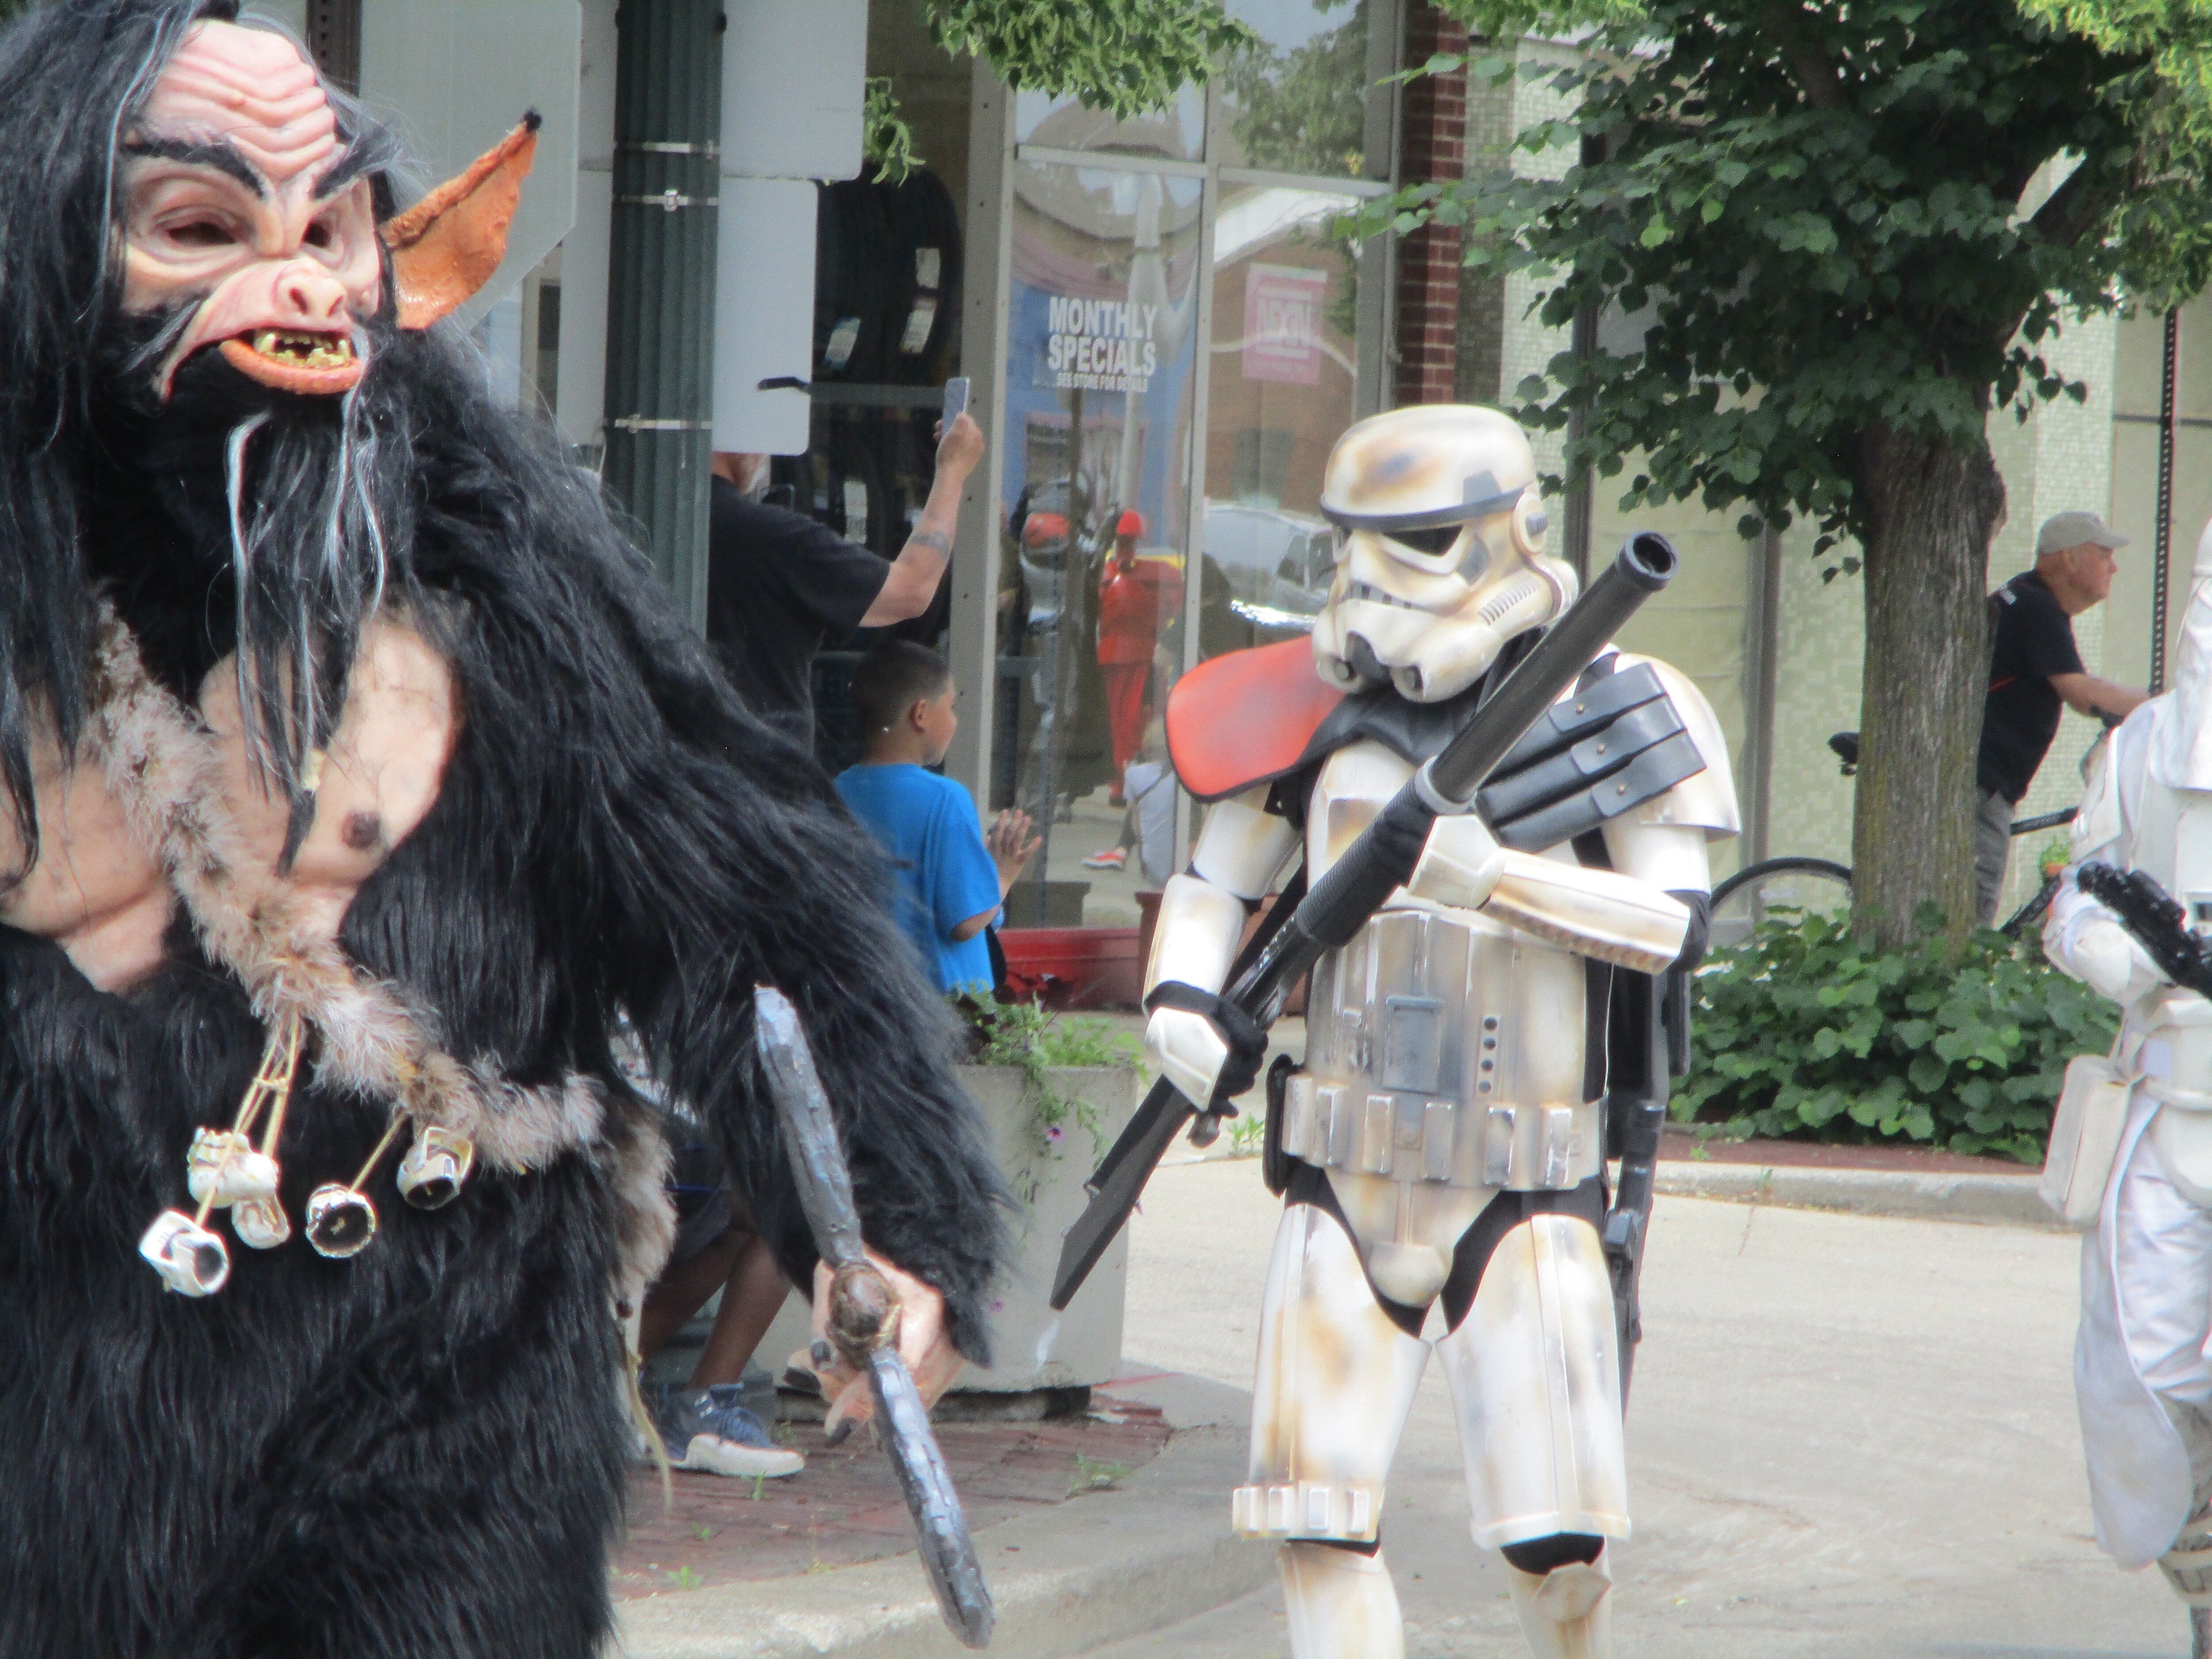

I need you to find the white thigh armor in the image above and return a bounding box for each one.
[1439,1212,1628,1546]
[1235,1201,1430,1544]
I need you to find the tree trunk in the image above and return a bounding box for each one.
[1851,422,2008,951]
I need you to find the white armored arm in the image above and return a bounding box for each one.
[1143,788,1298,1105]
[2046,729,2164,1005]
[1406,812,1691,973]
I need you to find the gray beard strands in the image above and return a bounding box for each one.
[219,385,400,846]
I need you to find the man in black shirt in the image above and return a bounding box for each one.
[1975,510,2146,924]
[633,411,984,1475]
[705,412,984,744]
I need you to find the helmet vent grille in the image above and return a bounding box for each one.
[1478,571,1545,625]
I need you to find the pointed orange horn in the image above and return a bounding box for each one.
[383,112,541,330]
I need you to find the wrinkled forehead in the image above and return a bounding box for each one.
[135,19,338,186]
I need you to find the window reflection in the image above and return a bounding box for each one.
[998,161,1202,926]
[1199,179,1362,661]
[1217,0,1373,178]
[1014,84,1206,163]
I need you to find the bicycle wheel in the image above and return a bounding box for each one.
[1709,856,1854,950]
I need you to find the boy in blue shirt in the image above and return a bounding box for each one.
[837,643,1039,993]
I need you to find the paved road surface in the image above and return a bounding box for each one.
[1081,1160,2183,1658]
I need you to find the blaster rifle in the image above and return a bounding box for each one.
[2074,862,2212,1001]
[1049,533,1682,1312]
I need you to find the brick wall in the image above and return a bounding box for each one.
[1394,4,1468,407]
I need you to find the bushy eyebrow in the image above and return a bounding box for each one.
[311,134,381,202]
[122,136,269,199]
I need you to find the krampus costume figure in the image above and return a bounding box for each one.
[0,5,1004,1656]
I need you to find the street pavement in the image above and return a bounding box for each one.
[1079,1160,2187,1659]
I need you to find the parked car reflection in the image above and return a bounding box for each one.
[1201,501,1334,637]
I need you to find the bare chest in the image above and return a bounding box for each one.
[0,620,459,990]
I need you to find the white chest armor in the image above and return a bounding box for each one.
[1282,741,1600,1193]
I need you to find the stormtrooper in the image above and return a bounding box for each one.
[1144,404,1737,1658]
[2045,518,2212,1659]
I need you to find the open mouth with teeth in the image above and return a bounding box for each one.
[215,328,365,395]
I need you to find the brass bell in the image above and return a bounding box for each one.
[397,1126,474,1210]
[139,1209,231,1297]
[304,1185,378,1258]
[230,1196,292,1250]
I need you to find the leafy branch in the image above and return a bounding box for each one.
[926,0,1259,120]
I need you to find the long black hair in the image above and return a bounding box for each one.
[0,0,415,860]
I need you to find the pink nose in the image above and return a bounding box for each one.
[275,262,349,328]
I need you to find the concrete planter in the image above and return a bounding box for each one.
[954,1063,1140,1394]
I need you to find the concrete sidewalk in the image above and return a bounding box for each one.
[611,1110,2088,1655]
[1652,1156,2053,1227]
[612,1373,1270,1659]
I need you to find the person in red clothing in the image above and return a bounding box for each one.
[1096,509,1182,803]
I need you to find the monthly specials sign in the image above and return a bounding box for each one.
[1041,295,1160,394]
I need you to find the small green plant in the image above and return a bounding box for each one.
[1068,1452,1134,1495]
[957,997,1137,1168]
[664,1566,702,1591]
[1679,904,2118,1164]
[862,77,920,185]
[691,1521,717,1543]
[1225,1112,1265,1157]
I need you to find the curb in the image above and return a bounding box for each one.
[613,1405,1267,1658]
[1654,1160,2059,1229]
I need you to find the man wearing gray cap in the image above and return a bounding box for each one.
[1974,511,2147,924]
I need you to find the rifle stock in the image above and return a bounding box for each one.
[1048,534,1681,1312]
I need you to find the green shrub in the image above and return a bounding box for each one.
[1678,903,2119,1164]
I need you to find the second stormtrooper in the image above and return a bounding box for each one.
[2044,519,2212,1659]
[1145,405,1737,1658]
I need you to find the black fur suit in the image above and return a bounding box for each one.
[0,5,1005,1656]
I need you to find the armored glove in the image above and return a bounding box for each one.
[2055,914,2164,1006]
[1143,981,1269,1109]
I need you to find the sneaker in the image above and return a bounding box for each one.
[1081,846,1129,871]
[647,1383,804,1478]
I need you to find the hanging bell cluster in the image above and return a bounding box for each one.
[137,1012,477,1298]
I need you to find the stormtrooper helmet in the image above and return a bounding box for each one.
[1312,404,1576,702]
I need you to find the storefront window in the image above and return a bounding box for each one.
[1014,85,1206,164]
[1197,179,1363,663]
[997,160,1203,927]
[1216,0,1374,178]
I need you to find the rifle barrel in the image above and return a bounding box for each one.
[1429,533,1677,804]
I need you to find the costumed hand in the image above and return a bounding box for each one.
[1144,983,1269,1108]
[2063,915,2164,1005]
[986,808,1042,895]
[808,1250,965,1444]
[935,412,985,481]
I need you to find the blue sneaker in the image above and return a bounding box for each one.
[646,1383,804,1478]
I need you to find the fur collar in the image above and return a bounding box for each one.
[83,599,672,1298]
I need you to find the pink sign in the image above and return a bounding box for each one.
[1241,263,1327,385]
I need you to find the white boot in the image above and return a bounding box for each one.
[1503,1547,1613,1659]
[1278,1540,1405,1659]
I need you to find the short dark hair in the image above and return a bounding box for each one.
[849,641,953,733]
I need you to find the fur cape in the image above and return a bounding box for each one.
[0,31,1010,1649]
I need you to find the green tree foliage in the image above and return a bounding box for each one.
[926,0,1258,119]
[1397,0,2212,554]
[1364,1,2212,949]
[1682,908,2119,1162]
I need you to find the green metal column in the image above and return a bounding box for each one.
[602,0,722,630]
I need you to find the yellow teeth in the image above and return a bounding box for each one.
[250,329,355,369]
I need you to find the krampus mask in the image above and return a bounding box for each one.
[0,7,1005,1656]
